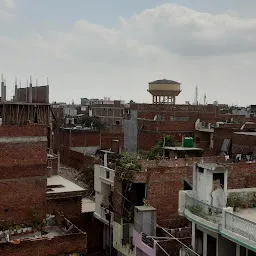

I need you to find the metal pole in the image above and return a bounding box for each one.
[108,183,112,256]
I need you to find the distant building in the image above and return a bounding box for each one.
[90,99,129,127]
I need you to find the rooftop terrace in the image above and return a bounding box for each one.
[47,175,85,198]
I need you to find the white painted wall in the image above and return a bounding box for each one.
[94,164,101,193]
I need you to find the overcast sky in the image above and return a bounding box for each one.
[1,0,256,105]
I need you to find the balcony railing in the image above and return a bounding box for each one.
[141,233,154,248]
[99,166,115,183]
[224,211,256,242]
[185,193,222,224]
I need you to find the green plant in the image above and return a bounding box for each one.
[187,204,204,216]
[28,209,43,229]
[115,152,141,181]
[148,135,176,159]
[77,116,105,130]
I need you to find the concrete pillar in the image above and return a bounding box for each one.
[104,152,108,167]
[57,152,60,174]
[1,81,5,102]
[203,231,207,256]
[192,222,196,250]
[29,78,33,103]
[236,244,240,256]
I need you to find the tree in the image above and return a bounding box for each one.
[77,116,105,130]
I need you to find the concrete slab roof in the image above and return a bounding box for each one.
[135,205,156,212]
[47,175,85,194]
[70,146,100,156]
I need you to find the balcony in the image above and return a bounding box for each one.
[99,166,115,184]
[179,189,256,249]
[133,229,156,256]
[179,191,222,231]
[223,211,256,243]
[141,233,154,248]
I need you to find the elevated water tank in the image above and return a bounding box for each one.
[148,79,181,104]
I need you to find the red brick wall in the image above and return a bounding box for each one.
[0,124,47,137]
[137,119,195,151]
[131,104,220,121]
[228,162,256,189]
[0,142,47,167]
[144,166,192,226]
[0,233,87,256]
[0,178,46,225]
[55,128,124,168]
[138,131,194,151]
[0,124,48,226]
[47,197,82,220]
[214,127,256,155]
[232,133,256,155]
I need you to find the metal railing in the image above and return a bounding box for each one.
[185,193,222,224]
[141,233,154,248]
[224,212,256,242]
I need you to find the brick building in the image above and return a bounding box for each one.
[124,103,222,154]
[54,127,124,169]
[124,102,256,155]
[111,156,256,256]
[213,123,256,157]
[91,99,129,127]
[0,124,87,255]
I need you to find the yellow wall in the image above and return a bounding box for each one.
[149,83,180,91]
[113,221,135,256]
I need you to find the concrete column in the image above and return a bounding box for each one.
[29,83,33,103]
[1,81,5,102]
[57,152,60,174]
[192,222,196,250]
[14,84,18,102]
[236,244,240,256]
[203,231,207,256]
[104,152,108,167]
[222,207,233,229]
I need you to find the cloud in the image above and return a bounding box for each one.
[0,0,15,20]
[4,0,15,8]
[119,3,256,56]
[0,3,256,105]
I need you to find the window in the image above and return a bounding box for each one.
[106,170,110,179]
[198,167,204,173]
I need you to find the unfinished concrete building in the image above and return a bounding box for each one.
[0,76,50,126]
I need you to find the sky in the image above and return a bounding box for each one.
[1,0,256,105]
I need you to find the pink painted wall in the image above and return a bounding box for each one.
[133,230,156,256]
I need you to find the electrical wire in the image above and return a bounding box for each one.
[116,191,200,256]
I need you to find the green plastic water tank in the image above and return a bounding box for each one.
[183,137,194,148]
